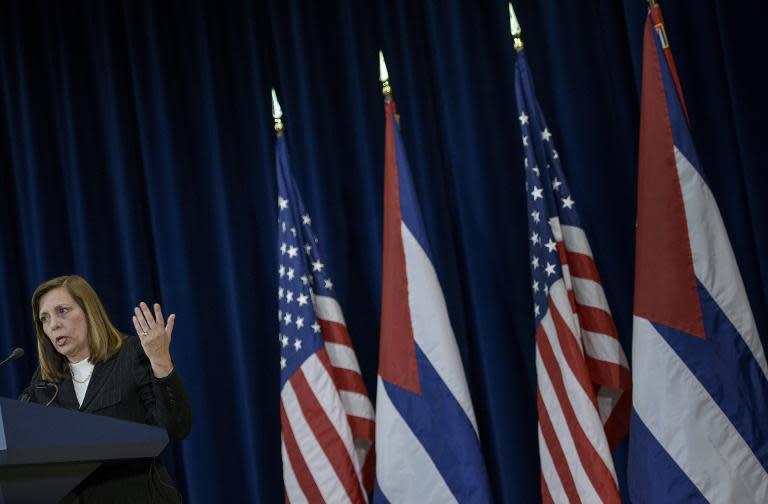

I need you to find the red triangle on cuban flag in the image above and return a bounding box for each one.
[634,15,704,339]
[378,100,422,393]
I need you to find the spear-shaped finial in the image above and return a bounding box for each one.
[509,2,524,52]
[379,50,392,100]
[271,88,284,135]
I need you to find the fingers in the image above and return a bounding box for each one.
[134,301,173,341]
[134,306,150,334]
[139,302,156,329]
[166,314,175,340]
[153,303,165,328]
[132,315,147,337]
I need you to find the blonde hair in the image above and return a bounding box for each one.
[31,275,124,382]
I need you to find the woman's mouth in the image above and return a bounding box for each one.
[55,335,69,347]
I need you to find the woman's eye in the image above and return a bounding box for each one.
[58,307,69,315]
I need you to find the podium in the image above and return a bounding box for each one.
[0,397,168,503]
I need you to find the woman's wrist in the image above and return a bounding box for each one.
[150,358,174,379]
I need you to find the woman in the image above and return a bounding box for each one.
[19,275,192,503]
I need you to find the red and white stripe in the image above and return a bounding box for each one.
[550,217,631,448]
[313,294,375,487]
[537,218,631,504]
[280,295,375,504]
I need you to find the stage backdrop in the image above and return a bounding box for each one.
[1,1,767,502]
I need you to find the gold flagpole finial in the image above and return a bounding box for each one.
[271,88,284,135]
[379,51,392,100]
[647,0,658,7]
[509,3,524,51]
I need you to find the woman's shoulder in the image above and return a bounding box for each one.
[111,336,149,380]
[114,334,142,360]
[122,334,141,348]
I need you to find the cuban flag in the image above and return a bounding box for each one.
[629,5,768,503]
[373,96,493,503]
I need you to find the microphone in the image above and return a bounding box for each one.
[0,347,24,367]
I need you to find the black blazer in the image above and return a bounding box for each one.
[20,336,192,503]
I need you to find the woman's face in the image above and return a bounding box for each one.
[38,287,90,363]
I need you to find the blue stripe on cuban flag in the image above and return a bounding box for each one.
[630,9,768,504]
[375,103,493,504]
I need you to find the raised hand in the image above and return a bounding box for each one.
[133,302,175,378]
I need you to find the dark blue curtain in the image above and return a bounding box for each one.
[1,1,766,502]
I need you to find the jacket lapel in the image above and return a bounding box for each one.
[56,378,79,410]
[79,357,118,411]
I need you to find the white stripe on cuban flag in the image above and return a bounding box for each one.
[401,223,480,432]
[374,376,457,503]
[374,220,487,502]
[376,90,491,502]
[629,7,768,503]
[632,316,768,502]
[674,146,768,379]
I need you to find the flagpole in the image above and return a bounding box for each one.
[379,51,393,102]
[508,3,524,52]
[271,88,284,136]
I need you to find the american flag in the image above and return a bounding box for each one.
[514,50,631,503]
[276,133,375,504]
